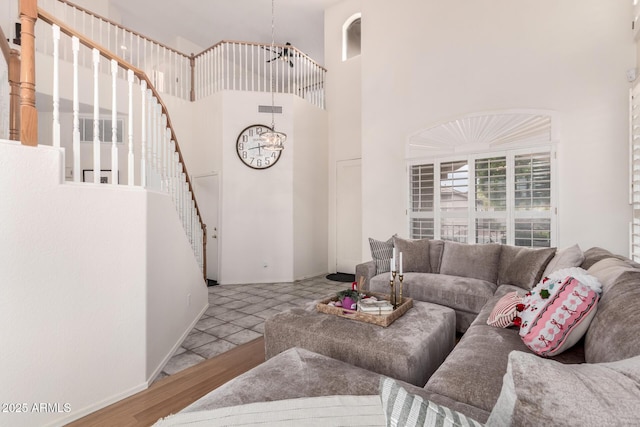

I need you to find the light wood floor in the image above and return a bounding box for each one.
[67,337,265,426]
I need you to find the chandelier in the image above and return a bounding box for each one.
[261,0,287,151]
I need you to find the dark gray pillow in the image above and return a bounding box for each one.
[368,236,394,275]
[393,236,430,273]
[439,242,502,283]
[497,245,556,290]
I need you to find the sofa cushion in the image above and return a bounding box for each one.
[542,244,585,277]
[393,236,431,273]
[518,272,601,357]
[487,291,522,328]
[425,324,531,413]
[439,242,502,283]
[368,236,395,275]
[428,239,445,273]
[379,377,483,427]
[584,269,640,363]
[181,347,437,413]
[587,257,638,295]
[486,352,640,427]
[580,246,640,270]
[369,272,496,315]
[497,245,556,290]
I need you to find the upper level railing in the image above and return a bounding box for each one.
[194,40,326,108]
[36,0,326,109]
[31,6,206,275]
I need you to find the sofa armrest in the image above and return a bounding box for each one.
[355,260,377,291]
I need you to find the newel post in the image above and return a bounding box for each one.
[9,49,20,141]
[19,0,38,146]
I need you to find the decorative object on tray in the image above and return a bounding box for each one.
[336,289,360,310]
[317,291,413,327]
[388,248,405,308]
[357,297,393,315]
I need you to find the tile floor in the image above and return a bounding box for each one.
[154,275,349,381]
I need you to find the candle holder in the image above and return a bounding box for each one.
[389,270,397,308]
[398,274,404,305]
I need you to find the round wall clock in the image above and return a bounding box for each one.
[236,124,282,170]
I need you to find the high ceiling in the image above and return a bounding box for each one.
[108,0,341,66]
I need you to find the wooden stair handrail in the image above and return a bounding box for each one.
[37,7,206,268]
[54,0,190,59]
[0,24,21,141]
[51,1,327,73]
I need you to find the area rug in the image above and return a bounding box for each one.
[325,273,355,283]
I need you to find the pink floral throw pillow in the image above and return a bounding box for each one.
[487,292,522,328]
[516,269,601,357]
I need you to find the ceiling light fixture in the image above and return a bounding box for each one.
[261,0,287,151]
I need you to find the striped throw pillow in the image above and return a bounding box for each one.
[487,292,522,328]
[379,377,483,427]
[369,236,395,275]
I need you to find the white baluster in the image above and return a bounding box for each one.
[169,140,176,202]
[52,25,60,149]
[140,80,147,187]
[92,48,100,183]
[162,120,169,192]
[111,59,118,185]
[181,173,187,229]
[127,70,135,186]
[174,152,180,210]
[72,37,80,182]
[151,99,158,174]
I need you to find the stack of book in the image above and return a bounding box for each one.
[357,298,394,315]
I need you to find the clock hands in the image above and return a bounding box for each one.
[247,144,267,156]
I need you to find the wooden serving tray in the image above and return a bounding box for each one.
[316,292,413,327]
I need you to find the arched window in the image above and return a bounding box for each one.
[342,14,361,61]
[407,110,558,248]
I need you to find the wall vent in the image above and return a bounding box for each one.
[258,105,282,114]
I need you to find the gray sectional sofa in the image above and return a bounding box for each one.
[177,243,640,426]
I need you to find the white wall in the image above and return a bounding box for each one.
[0,140,206,426]
[218,91,295,284]
[325,0,363,269]
[1,0,19,45]
[146,190,208,380]
[0,141,146,427]
[293,96,329,280]
[360,0,634,256]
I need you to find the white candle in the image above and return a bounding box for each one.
[390,259,393,279]
[392,248,396,272]
[399,252,403,275]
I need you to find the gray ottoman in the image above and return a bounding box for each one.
[264,301,456,386]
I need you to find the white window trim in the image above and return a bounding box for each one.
[342,13,361,62]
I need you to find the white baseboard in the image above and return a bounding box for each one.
[146,302,210,386]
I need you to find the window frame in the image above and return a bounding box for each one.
[407,145,557,247]
[342,13,362,62]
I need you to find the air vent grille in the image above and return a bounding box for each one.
[258,105,282,114]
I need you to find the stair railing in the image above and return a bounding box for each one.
[37,0,193,100]
[193,40,326,109]
[37,0,327,109]
[33,6,206,277]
